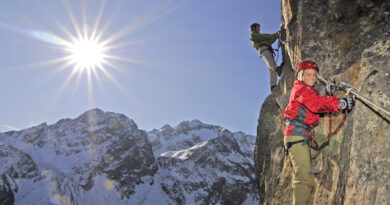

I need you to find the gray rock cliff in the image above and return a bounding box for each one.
[255,0,390,204]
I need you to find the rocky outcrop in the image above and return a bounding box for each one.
[255,0,390,204]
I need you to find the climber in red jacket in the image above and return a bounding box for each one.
[283,60,355,205]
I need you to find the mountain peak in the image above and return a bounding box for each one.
[160,124,173,133]
[76,108,105,120]
[72,108,138,131]
[175,119,211,131]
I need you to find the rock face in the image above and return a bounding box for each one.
[255,0,390,204]
[0,109,257,204]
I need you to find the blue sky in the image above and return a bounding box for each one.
[0,0,281,135]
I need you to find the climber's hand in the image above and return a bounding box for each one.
[326,78,336,96]
[338,95,355,112]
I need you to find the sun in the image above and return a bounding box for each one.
[22,0,186,110]
[68,38,106,70]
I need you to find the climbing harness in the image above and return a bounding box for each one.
[285,120,313,143]
[283,120,316,154]
[259,45,278,57]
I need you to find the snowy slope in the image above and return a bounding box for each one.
[0,109,258,205]
[147,120,221,158]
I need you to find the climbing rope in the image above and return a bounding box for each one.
[278,39,303,63]
[328,113,347,138]
[311,110,347,151]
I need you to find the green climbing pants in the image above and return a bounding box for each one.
[284,135,315,205]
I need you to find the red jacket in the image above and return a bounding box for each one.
[284,80,340,137]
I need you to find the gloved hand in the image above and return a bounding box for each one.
[338,95,356,112]
[326,79,336,96]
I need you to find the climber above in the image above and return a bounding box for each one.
[249,22,282,91]
[283,60,355,205]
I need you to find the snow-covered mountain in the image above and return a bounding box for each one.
[0,109,258,205]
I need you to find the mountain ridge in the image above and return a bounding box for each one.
[0,108,258,205]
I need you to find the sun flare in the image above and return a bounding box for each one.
[20,0,184,111]
[68,38,106,70]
